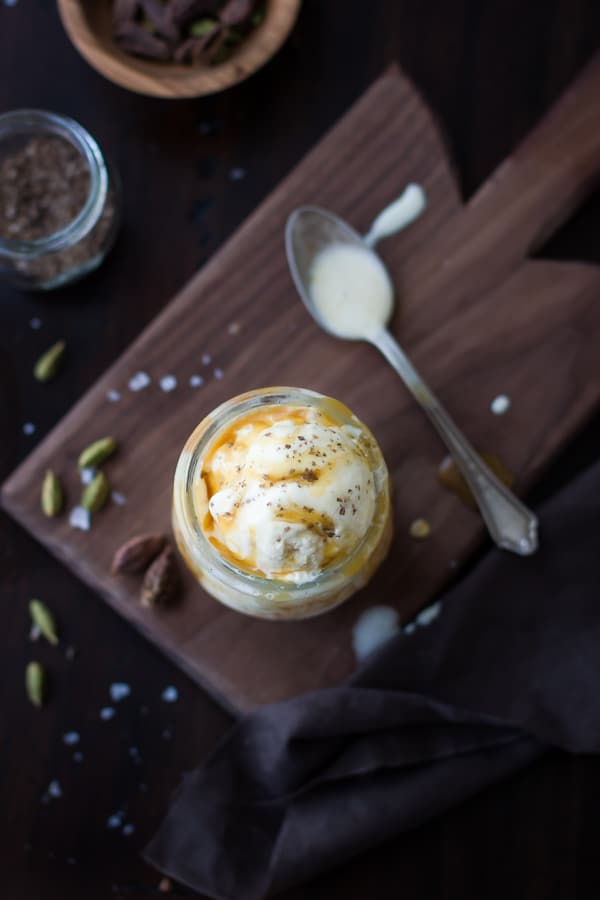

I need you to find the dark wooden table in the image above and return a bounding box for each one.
[2,2,600,897]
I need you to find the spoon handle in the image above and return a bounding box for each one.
[371,328,539,555]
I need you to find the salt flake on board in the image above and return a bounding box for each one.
[69,506,91,531]
[63,731,80,746]
[490,394,511,415]
[189,374,204,387]
[100,706,116,720]
[30,316,42,329]
[161,685,178,703]
[159,374,177,392]
[80,466,96,485]
[128,371,151,392]
[213,367,224,380]
[23,422,36,435]
[106,389,121,403]
[111,491,127,506]
[201,353,211,366]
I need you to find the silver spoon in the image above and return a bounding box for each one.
[285,188,539,556]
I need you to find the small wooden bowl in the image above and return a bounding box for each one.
[57,0,301,99]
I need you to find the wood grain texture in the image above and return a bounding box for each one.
[56,0,301,98]
[3,57,600,713]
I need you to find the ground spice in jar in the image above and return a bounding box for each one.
[0,135,118,288]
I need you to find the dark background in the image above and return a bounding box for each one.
[2,1,600,897]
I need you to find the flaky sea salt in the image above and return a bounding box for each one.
[69,506,91,531]
[129,746,142,762]
[122,824,135,837]
[80,466,96,485]
[30,623,41,641]
[213,367,224,380]
[107,812,123,830]
[100,706,116,720]
[189,374,204,387]
[128,371,151,392]
[161,686,178,703]
[109,683,130,702]
[490,394,511,415]
[23,422,36,435]
[106,389,121,403]
[63,732,80,746]
[111,491,127,506]
[227,321,241,335]
[415,601,442,627]
[201,353,211,366]
[30,316,42,329]
[352,606,400,662]
[48,780,62,799]
[159,374,177,392]
[229,167,246,181]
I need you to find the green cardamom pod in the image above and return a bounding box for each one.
[80,471,110,512]
[26,660,46,708]
[41,469,64,517]
[29,599,59,646]
[33,340,66,383]
[78,437,117,469]
[189,17,218,36]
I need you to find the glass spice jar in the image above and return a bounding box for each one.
[0,109,121,290]
[172,387,393,620]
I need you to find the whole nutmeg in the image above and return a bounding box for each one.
[111,533,167,575]
[140,546,180,608]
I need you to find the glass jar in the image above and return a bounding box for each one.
[0,109,120,290]
[172,387,393,620]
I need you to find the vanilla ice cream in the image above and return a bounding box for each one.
[198,406,380,583]
[173,388,392,620]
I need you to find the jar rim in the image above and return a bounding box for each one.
[0,109,108,258]
[173,387,391,597]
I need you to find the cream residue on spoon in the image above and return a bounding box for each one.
[308,243,393,339]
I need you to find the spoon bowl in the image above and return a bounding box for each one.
[285,206,393,337]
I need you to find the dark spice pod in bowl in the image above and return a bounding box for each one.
[57,0,302,99]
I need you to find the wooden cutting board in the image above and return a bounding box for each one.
[4,57,600,714]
